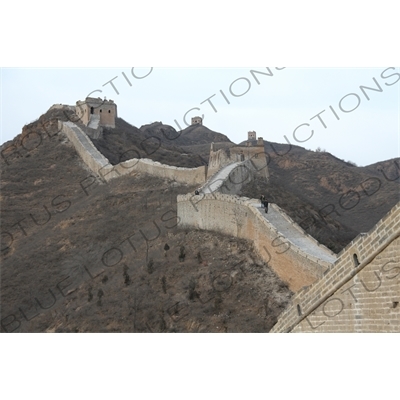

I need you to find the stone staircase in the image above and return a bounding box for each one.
[88,114,100,130]
[87,114,102,139]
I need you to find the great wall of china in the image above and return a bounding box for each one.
[58,121,207,185]
[56,100,400,333]
[271,204,400,332]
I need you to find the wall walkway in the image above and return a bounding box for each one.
[177,159,337,291]
[252,202,336,264]
[59,121,207,185]
[200,162,242,193]
[177,192,336,291]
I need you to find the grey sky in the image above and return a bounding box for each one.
[1,67,399,166]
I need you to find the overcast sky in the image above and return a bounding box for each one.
[1,67,399,167]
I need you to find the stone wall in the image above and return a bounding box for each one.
[96,102,117,128]
[207,147,232,178]
[230,146,269,180]
[270,202,400,332]
[59,120,111,175]
[198,161,253,195]
[218,162,254,195]
[75,98,117,128]
[50,104,75,112]
[75,102,90,126]
[177,192,331,291]
[113,158,207,185]
[207,145,269,180]
[59,121,207,185]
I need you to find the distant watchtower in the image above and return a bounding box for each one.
[191,116,203,126]
[248,131,257,141]
[75,97,117,128]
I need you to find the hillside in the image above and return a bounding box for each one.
[0,109,291,333]
[90,119,232,168]
[1,106,398,333]
[256,141,399,246]
[140,121,232,146]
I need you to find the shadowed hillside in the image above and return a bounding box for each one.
[90,119,232,168]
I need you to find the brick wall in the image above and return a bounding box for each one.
[113,158,206,185]
[177,192,333,291]
[75,102,90,126]
[207,148,232,178]
[75,99,117,128]
[59,121,207,185]
[199,161,254,195]
[59,121,110,175]
[207,146,269,180]
[230,147,269,180]
[271,202,400,332]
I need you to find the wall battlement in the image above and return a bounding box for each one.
[58,121,207,185]
[207,143,269,180]
[75,97,117,130]
[270,202,400,332]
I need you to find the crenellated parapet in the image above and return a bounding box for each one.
[75,97,117,130]
[270,202,400,332]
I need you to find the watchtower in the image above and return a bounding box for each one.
[248,131,257,141]
[191,116,203,126]
[75,97,117,128]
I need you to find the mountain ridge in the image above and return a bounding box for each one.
[1,105,398,332]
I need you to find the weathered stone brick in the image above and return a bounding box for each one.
[271,205,400,333]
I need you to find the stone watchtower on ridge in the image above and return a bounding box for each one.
[248,131,257,141]
[207,130,269,180]
[191,116,203,125]
[75,97,117,129]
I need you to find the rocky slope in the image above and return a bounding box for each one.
[0,109,291,333]
[1,106,398,332]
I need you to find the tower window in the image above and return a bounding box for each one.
[297,304,302,316]
[90,107,94,114]
[353,253,360,267]
[100,109,102,113]
[108,110,111,113]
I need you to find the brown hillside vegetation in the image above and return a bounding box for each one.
[239,140,399,253]
[86,117,399,254]
[91,119,232,168]
[1,109,291,333]
[1,107,398,333]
